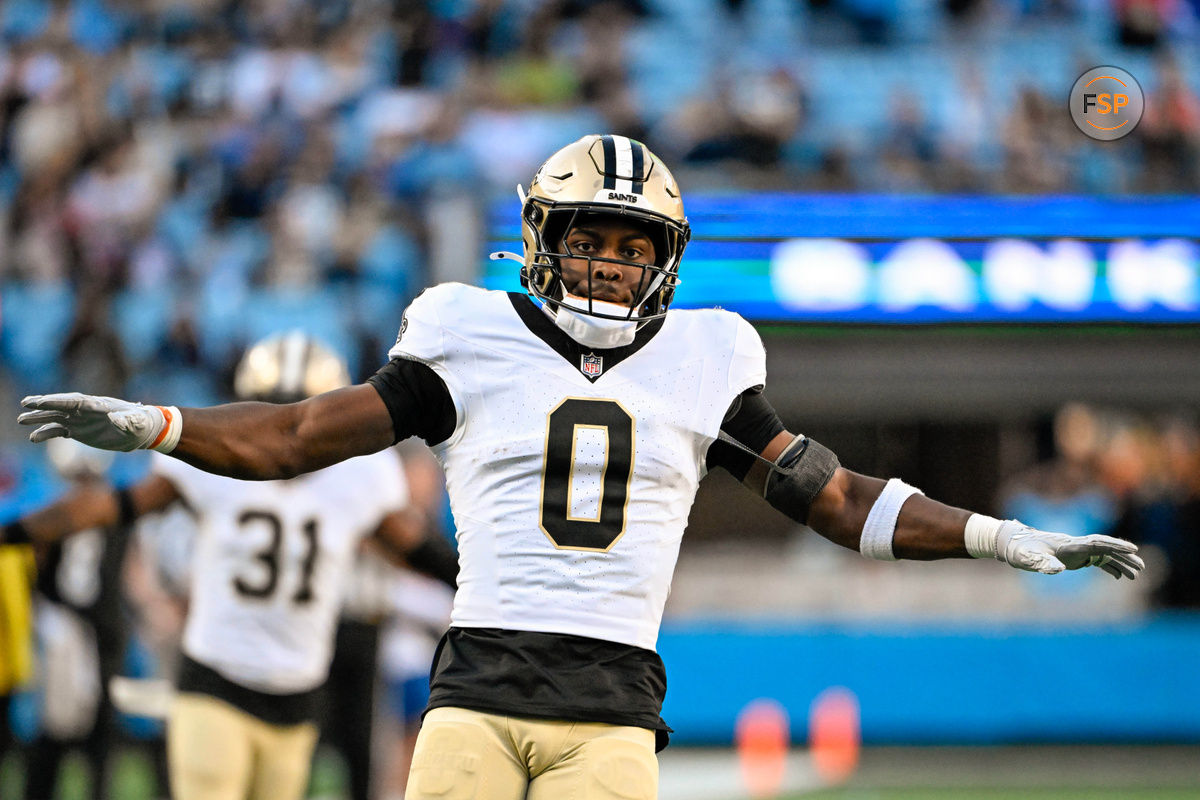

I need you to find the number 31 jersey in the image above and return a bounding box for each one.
[151,449,408,693]
[390,283,766,651]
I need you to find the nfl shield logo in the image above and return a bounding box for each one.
[580,353,603,377]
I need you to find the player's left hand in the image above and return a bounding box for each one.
[995,520,1144,579]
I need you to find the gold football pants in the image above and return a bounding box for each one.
[405,706,658,800]
[168,692,318,800]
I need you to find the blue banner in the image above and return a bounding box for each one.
[483,195,1200,323]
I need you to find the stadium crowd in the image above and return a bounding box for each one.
[1001,403,1200,610]
[1,3,1198,797]
[1,1,1199,404]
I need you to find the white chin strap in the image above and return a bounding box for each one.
[552,295,639,349]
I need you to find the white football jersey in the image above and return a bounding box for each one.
[390,283,766,650]
[152,449,409,693]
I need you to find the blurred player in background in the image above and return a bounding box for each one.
[0,532,35,777]
[322,441,452,800]
[379,568,453,800]
[9,331,457,800]
[322,547,405,800]
[17,137,1144,800]
[22,439,130,800]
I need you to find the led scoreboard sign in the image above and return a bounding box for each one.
[483,195,1200,323]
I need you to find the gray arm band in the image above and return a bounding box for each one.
[762,435,840,525]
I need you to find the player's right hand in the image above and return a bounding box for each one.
[19,393,181,453]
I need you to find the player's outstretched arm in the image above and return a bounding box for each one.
[0,475,179,549]
[20,385,396,481]
[372,509,459,589]
[755,430,1143,580]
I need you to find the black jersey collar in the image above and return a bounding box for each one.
[507,293,665,383]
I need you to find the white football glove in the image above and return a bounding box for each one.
[19,393,182,454]
[967,515,1144,580]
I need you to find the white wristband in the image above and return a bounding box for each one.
[150,406,182,454]
[964,513,1003,559]
[860,478,923,561]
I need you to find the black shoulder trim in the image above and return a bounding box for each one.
[506,293,664,383]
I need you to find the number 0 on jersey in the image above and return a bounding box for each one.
[539,398,635,551]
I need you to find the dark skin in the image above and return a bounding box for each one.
[19,473,434,570]
[143,217,970,560]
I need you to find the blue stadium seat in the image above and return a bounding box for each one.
[0,282,76,388]
[112,287,176,367]
[351,280,408,344]
[239,287,358,370]
[127,366,221,408]
[195,275,248,367]
[359,225,419,293]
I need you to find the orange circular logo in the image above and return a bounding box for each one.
[1069,66,1144,141]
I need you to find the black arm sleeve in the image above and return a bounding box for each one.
[704,389,786,481]
[405,534,459,589]
[366,358,457,447]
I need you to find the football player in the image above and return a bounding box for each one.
[17,136,1143,800]
[23,439,131,800]
[10,332,458,800]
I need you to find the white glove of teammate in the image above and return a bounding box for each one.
[966,514,1143,580]
[19,393,182,454]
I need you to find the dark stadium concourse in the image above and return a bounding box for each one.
[683,324,1200,545]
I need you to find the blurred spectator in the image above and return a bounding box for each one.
[1000,404,1120,575]
[1138,52,1200,193]
[1113,0,1176,46]
[674,69,807,173]
[0,0,1197,402]
[999,85,1072,194]
[877,90,938,191]
[1113,416,1200,608]
[61,286,130,395]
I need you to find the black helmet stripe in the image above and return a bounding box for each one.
[630,140,645,194]
[601,135,617,190]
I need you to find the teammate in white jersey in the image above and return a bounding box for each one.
[18,135,1144,800]
[9,332,458,800]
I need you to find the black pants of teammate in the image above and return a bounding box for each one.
[320,619,381,800]
[1,694,11,766]
[23,695,116,800]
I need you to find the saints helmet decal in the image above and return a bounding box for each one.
[506,134,691,322]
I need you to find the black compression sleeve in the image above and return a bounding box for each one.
[2,521,32,545]
[114,487,138,528]
[704,390,787,480]
[367,359,457,446]
[406,534,459,588]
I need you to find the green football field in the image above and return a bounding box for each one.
[783,790,1200,800]
[5,744,1200,799]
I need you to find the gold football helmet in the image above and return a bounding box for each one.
[46,437,115,481]
[233,331,351,403]
[501,134,691,321]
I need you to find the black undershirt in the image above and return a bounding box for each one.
[366,309,787,747]
[426,628,672,751]
[177,654,323,726]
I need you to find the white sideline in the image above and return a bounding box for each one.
[657,749,822,800]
